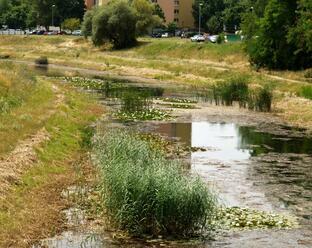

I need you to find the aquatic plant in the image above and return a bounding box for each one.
[212,77,249,107]
[162,98,198,104]
[93,129,218,237]
[248,86,273,112]
[216,207,296,230]
[210,78,273,112]
[114,108,170,121]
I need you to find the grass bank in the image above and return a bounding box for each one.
[0,63,104,247]
[0,36,311,131]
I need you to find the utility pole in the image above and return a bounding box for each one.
[199,3,203,35]
[52,5,56,27]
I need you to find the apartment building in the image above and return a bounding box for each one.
[85,0,195,28]
[152,0,194,28]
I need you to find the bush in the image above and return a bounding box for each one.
[93,129,217,237]
[35,56,48,65]
[81,8,97,38]
[92,0,137,48]
[61,18,81,32]
[300,86,312,100]
[304,69,312,79]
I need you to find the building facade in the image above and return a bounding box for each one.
[85,0,195,28]
[152,0,194,28]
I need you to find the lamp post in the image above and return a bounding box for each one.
[199,3,203,35]
[52,4,56,27]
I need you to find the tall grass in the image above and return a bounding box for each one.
[210,77,273,112]
[93,129,217,237]
[212,77,249,107]
[0,63,36,114]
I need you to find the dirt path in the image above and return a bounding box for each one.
[0,84,64,198]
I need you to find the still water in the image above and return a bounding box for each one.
[153,122,312,224]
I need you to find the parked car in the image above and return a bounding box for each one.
[208,35,219,43]
[36,30,45,35]
[161,32,169,38]
[151,33,162,38]
[190,34,205,42]
[72,30,82,36]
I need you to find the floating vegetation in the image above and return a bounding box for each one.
[93,129,218,237]
[216,207,297,230]
[158,103,197,109]
[114,108,171,121]
[162,98,197,104]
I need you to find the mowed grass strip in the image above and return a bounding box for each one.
[0,75,104,247]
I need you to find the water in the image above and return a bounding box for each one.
[152,122,312,224]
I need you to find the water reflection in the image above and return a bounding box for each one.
[153,121,312,221]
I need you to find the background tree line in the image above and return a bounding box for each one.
[0,0,85,29]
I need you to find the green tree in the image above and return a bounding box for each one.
[153,3,165,22]
[192,0,225,30]
[222,0,250,32]
[131,0,161,35]
[92,0,137,48]
[82,7,98,38]
[246,0,305,69]
[207,15,223,34]
[61,18,81,32]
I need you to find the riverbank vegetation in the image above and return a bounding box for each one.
[0,63,104,247]
[0,34,311,130]
[93,129,217,237]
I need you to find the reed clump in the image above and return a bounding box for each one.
[211,77,273,112]
[93,129,217,237]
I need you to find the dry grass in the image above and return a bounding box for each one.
[0,65,105,247]
[0,35,311,131]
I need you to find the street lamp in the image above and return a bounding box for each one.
[52,5,56,27]
[199,3,203,35]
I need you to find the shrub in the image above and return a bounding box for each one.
[61,18,81,32]
[304,69,312,79]
[93,129,217,237]
[35,56,48,65]
[81,8,98,38]
[300,85,312,100]
[92,0,137,48]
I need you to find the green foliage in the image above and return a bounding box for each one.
[216,33,225,44]
[81,8,98,38]
[207,15,223,34]
[153,3,165,22]
[192,0,225,31]
[212,77,249,107]
[300,86,312,100]
[93,129,217,237]
[61,18,81,32]
[167,21,177,34]
[92,0,137,48]
[211,78,273,112]
[245,0,312,69]
[131,0,162,35]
